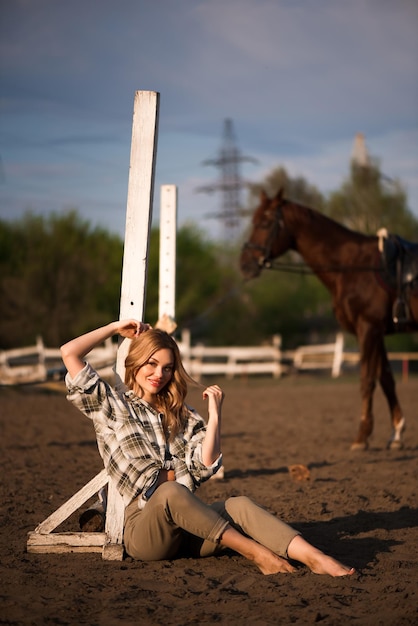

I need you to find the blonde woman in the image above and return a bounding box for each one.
[61,319,355,577]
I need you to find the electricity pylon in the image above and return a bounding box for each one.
[196,118,257,241]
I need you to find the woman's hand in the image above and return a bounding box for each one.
[203,385,224,417]
[116,319,151,339]
[201,385,224,466]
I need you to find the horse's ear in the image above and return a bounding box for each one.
[275,188,284,201]
[260,189,268,202]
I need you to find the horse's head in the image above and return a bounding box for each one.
[240,189,290,279]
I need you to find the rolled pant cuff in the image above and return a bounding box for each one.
[207,517,230,544]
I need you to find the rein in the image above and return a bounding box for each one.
[265,259,383,275]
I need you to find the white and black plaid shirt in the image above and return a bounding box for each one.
[65,363,222,509]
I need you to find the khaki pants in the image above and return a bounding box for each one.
[124,482,299,561]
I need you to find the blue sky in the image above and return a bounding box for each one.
[1,0,418,241]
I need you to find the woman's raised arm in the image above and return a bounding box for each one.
[60,319,150,379]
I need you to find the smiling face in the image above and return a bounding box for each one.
[135,348,174,404]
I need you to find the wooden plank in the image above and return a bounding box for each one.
[34,469,108,534]
[27,546,103,554]
[27,532,106,546]
[27,532,106,554]
[28,545,103,554]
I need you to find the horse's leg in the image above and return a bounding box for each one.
[351,322,380,451]
[378,348,405,450]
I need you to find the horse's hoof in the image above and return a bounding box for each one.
[388,440,403,451]
[350,441,368,451]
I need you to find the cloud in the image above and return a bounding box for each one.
[0,0,417,240]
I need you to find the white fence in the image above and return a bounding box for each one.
[289,332,344,378]
[177,330,347,381]
[0,336,49,385]
[177,329,284,381]
[2,331,417,386]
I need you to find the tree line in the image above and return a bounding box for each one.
[1,160,418,351]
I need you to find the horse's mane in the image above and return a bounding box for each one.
[252,190,374,243]
[282,197,373,242]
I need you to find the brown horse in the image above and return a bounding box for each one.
[240,189,418,450]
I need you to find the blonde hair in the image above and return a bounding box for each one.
[124,329,196,438]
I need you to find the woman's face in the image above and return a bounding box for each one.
[135,348,174,403]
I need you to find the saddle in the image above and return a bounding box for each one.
[377,229,418,329]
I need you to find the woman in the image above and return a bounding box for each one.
[61,319,355,577]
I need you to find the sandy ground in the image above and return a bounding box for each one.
[1,373,417,625]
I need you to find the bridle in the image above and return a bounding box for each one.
[242,201,285,268]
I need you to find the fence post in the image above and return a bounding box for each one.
[331,332,344,378]
[180,328,192,371]
[158,185,177,323]
[272,334,282,378]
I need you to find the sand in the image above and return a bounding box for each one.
[1,374,417,625]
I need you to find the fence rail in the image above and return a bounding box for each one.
[0,337,117,386]
[285,332,344,378]
[177,330,284,381]
[1,332,417,386]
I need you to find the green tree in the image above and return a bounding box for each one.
[0,214,231,349]
[246,166,325,214]
[0,211,123,348]
[240,270,337,347]
[326,159,418,238]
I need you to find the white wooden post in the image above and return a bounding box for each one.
[158,185,177,322]
[331,332,344,378]
[115,91,160,384]
[104,90,160,560]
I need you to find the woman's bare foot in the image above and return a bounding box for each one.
[253,546,296,575]
[287,535,355,577]
[306,552,356,577]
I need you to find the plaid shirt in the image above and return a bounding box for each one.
[65,363,222,508]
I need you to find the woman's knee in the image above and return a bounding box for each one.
[223,495,266,530]
[151,481,193,509]
[224,495,253,515]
